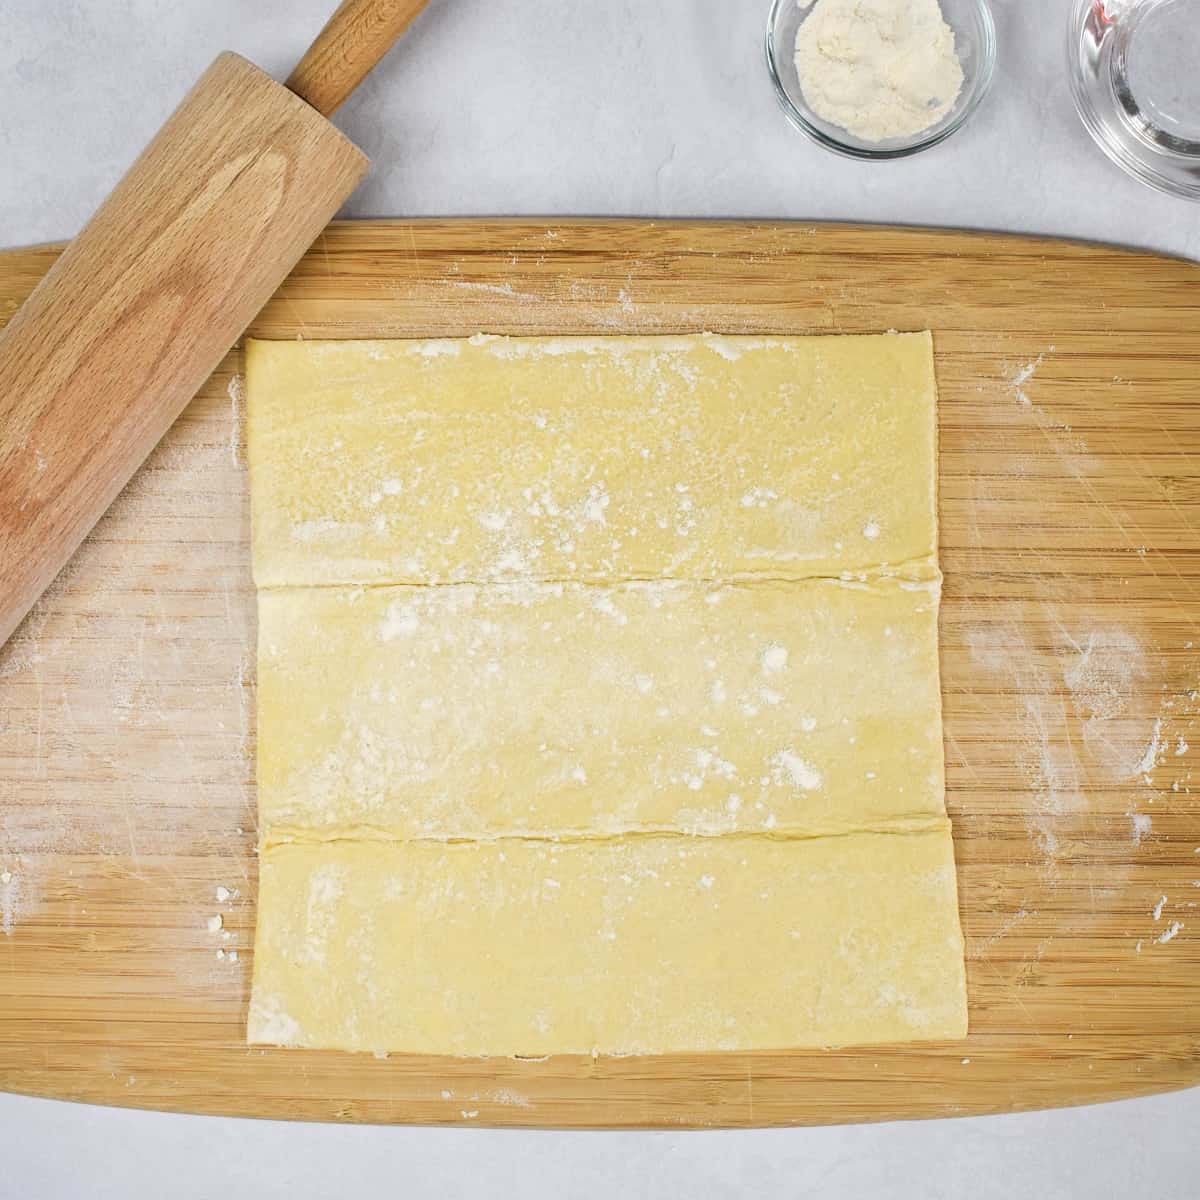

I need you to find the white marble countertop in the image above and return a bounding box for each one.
[1,1,1197,1196]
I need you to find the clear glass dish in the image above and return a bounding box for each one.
[765,0,997,159]
[1068,0,1200,200]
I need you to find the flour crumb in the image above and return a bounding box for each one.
[1135,718,1165,778]
[862,519,881,540]
[1157,922,1183,944]
[206,914,223,933]
[1152,894,1167,921]
[215,885,232,903]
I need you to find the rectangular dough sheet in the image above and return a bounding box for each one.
[248,832,966,1056]
[246,333,937,587]
[257,577,945,841]
[246,332,966,1055]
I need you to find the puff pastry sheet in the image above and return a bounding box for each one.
[246,332,966,1055]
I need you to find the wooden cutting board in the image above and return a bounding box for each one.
[1,220,1198,1127]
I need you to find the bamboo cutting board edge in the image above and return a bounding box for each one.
[0,218,1198,1127]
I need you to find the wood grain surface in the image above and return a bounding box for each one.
[0,219,1197,1127]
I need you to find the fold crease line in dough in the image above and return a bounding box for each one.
[255,556,943,594]
[259,815,953,852]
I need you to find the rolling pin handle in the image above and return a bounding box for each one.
[286,0,430,117]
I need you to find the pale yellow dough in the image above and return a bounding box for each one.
[246,331,966,1055]
[246,333,937,587]
[248,832,966,1055]
[256,577,945,841]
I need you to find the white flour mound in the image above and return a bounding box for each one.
[794,0,964,141]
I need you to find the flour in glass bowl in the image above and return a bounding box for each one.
[794,0,965,141]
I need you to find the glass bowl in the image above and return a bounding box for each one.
[1068,0,1200,200]
[765,0,997,159]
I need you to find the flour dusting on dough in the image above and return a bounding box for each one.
[761,644,789,673]
[248,994,302,1045]
[772,750,822,791]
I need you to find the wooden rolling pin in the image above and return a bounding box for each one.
[0,0,429,647]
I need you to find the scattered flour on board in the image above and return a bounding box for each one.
[1006,354,1044,406]
[0,398,254,961]
[1061,629,1150,778]
[1157,922,1183,944]
[1,869,21,936]
[1130,813,1153,845]
[1134,718,1166,779]
[227,374,245,468]
[967,618,1161,869]
[968,623,1083,862]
